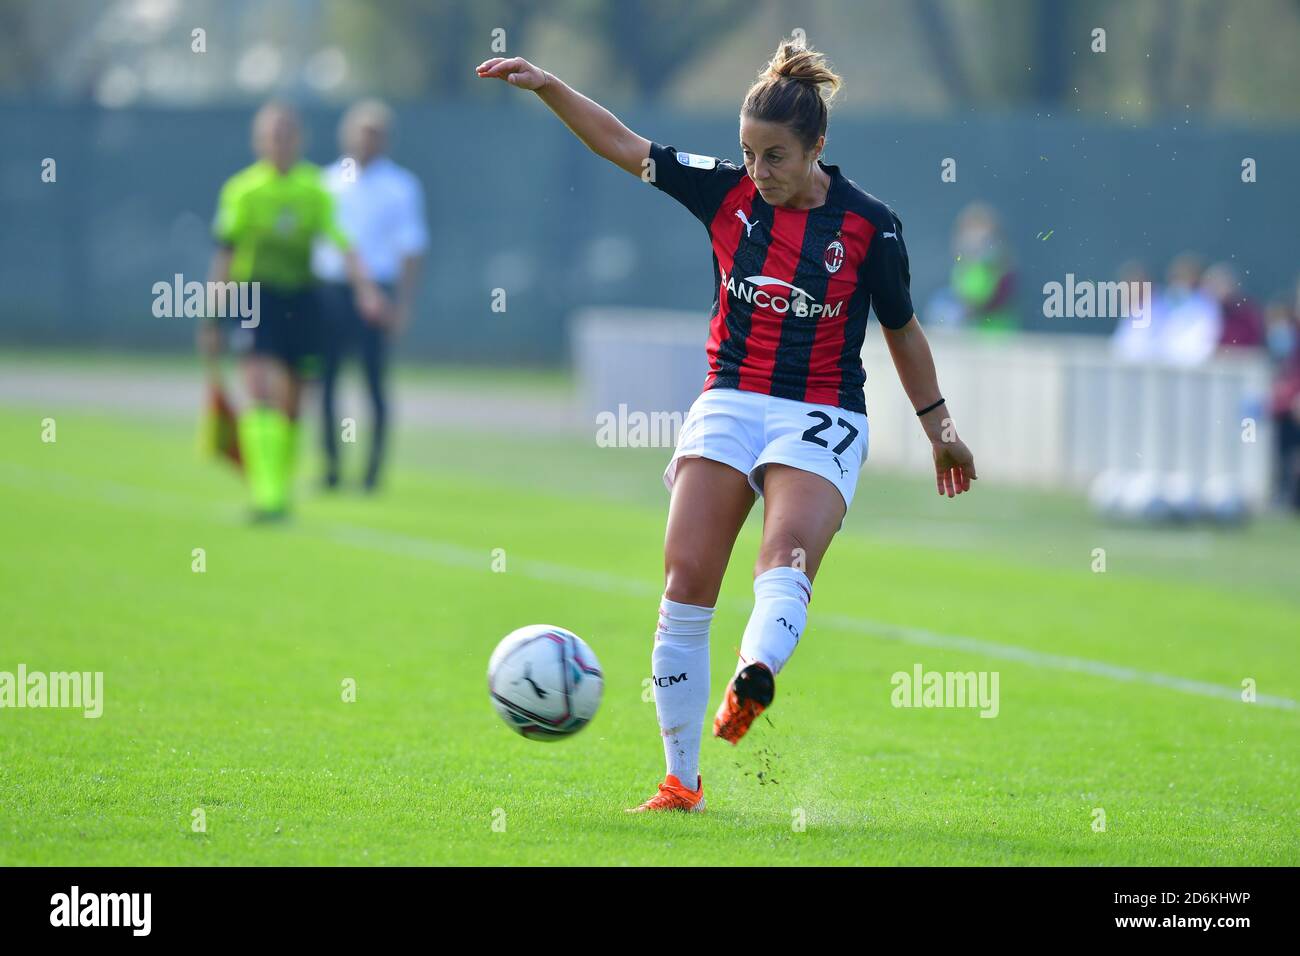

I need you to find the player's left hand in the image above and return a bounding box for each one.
[932,437,977,497]
[356,283,390,326]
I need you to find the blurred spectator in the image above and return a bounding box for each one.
[1268,286,1300,511]
[1203,262,1266,350]
[313,100,429,492]
[1265,294,1297,364]
[927,202,1017,332]
[1157,252,1221,366]
[1110,259,1162,362]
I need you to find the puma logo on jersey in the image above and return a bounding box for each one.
[735,208,761,238]
[881,231,897,239]
[833,455,847,478]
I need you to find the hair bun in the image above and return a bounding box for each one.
[742,36,842,152]
[763,38,841,104]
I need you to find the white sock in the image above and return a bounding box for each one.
[736,566,812,676]
[651,597,713,789]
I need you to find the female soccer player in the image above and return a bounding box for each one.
[478,39,977,812]
[201,101,385,520]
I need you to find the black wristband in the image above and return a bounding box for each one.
[916,397,945,417]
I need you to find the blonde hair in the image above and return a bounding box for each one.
[742,37,842,151]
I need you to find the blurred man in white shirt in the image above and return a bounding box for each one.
[1112,254,1221,367]
[313,99,428,491]
[1158,254,1221,367]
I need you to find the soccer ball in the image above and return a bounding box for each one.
[487,625,603,740]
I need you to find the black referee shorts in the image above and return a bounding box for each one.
[237,286,322,377]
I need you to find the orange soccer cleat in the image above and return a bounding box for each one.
[624,774,706,813]
[713,662,775,745]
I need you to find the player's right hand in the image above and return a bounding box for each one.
[475,57,547,91]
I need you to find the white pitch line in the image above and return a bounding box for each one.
[816,612,1296,710]
[4,463,1295,713]
[323,523,1298,713]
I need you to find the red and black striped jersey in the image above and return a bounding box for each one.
[648,142,914,414]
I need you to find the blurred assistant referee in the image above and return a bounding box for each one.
[313,100,428,491]
[200,100,385,520]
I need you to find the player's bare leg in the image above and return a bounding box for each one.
[663,456,756,607]
[627,456,754,812]
[714,463,844,745]
[753,463,844,580]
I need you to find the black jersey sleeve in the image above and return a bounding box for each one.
[861,210,915,330]
[647,142,743,227]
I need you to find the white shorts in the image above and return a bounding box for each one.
[663,388,870,512]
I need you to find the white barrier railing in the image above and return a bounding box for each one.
[571,308,1275,505]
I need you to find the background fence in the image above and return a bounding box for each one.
[574,309,1274,502]
[3,102,1298,363]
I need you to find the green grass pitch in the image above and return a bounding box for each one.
[1,360,1297,865]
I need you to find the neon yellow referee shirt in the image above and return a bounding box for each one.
[212,160,349,291]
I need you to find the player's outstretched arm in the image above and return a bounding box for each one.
[476,57,651,177]
[881,317,978,498]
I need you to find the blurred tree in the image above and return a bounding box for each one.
[586,0,753,100]
[1031,0,1070,105]
[0,0,1296,122]
[0,0,38,92]
[329,0,542,98]
[0,0,89,94]
[913,0,973,105]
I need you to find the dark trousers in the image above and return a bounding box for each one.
[1275,412,1300,511]
[320,282,389,488]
